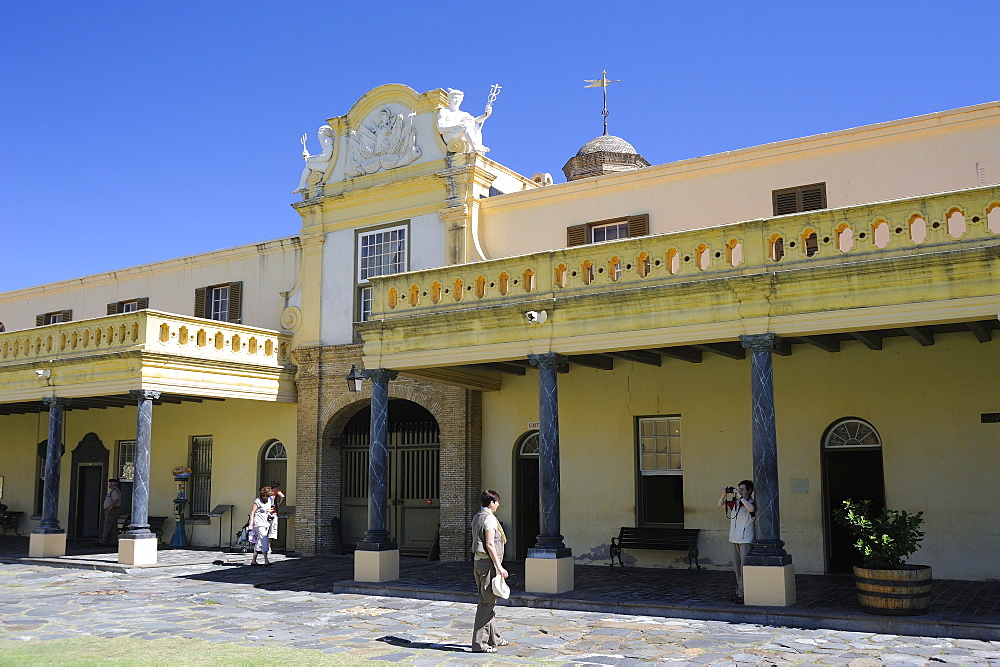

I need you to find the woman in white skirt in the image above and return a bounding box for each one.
[248,486,275,566]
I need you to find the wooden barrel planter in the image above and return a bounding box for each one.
[853,564,932,615]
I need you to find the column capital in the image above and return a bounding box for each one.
[41,396,70,408]
[739,333,782,352]
[129,389,161,401]
[362,368,399,384]
[528,353,567,370]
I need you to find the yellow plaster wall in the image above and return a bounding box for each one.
[0,399,297,549]
[481,332,998,579]
[479,103,1000,258]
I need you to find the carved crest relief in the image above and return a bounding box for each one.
[344,107,421,178]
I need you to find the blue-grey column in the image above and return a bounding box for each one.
[358,368,398,550]
[528,353,571,557]
[739,334,791,566]
[36,397,69,534]
[126,390,160,539]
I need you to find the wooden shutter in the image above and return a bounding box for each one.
[800,184,826,211]
[194,287,207,319]
[773,189,799,215]
[107,302,120,315]
[627,214,649,238]
[136,297,149,310]
[567,224,588,247]
[36,314,45,327]
[227,281,242,324]
[60,309,72,322]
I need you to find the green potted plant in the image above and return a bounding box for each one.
[834,499,931,615]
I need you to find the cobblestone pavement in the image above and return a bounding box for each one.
[1,561,998,665]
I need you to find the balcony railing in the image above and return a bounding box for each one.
[368,185,1000,319]
[0,310,291,368]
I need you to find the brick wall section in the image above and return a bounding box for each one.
[292,343,481,560]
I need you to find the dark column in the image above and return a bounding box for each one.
[739,333,791,566]
[36,397,69,534]
[126,390,160,539]
[358,369,398,550]
[527,353,571,557]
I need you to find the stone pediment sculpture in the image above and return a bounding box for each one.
[344,107,421,178]
[437,85,499,154]
[294,125,336,194]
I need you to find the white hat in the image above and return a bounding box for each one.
[492,573,510,599]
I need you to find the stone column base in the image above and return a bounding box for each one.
[525,556,574,594]
[118,537,158,566]
[29,532,67,558]
[354,549,399,582]
[744,564,797,606]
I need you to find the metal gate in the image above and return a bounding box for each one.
[342,420,440,556]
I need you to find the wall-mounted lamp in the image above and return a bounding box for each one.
[35,369,51,379]
[525,310,548,325]
[346,364,364,393]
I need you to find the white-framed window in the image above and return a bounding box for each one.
[263,440,287,461]
[120,301,139,314]
[357,223,408,322]
[637,416,684,524]
[117,440,136,481]
[592,221,629,243]
[209,286,230,321]
[189,436,213,515]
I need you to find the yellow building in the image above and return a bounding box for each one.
[1,86,997,591]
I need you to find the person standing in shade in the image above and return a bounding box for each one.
[248,486,274,566]
[717,480,755,604]
[98,479,122,546]
[268,479,285,549]
[470,489,509,653]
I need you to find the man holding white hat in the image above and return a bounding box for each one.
[470,489,509,653]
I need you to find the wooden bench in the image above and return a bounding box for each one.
[117,515,168,544]
[609,527,701,569]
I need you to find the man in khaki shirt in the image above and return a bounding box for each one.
[98,479,122,546]
[470,489,509,653]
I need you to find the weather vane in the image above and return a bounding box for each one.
[584,70,620,136]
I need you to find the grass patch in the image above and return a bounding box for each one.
[0,636,395,665]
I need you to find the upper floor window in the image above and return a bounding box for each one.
[772,183,827,216]
[567,214,649,247]
[35,310,72,326]
[357,223,408,322]
[107,298,148,315]
[194,282,242,323]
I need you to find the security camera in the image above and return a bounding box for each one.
[35,369,51,379]
[525,310,548,325]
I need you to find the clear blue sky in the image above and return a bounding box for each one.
[2,1,997,292]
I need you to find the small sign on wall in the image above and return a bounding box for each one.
[527,421,539,429]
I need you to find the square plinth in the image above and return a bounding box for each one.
[744,564,797,606]
[118,537,158,566]
[354,549,399,582]
[525,556,574,594]
[29,532,67,558]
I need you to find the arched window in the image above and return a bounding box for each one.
[823,418,881,448]
[518,432,539,457]
[263,440,287,460]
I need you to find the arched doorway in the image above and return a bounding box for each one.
[822,417,885,573]
[514,431,539,561]
[67,433,109,540]
[260,439,288,550]
[340,399,440,556]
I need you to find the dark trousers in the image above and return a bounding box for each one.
[100,508,121,545]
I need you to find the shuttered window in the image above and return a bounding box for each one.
[107,298,149,315]
[772,183,827,216]
[567,213,649,247]
[36,310,72,326]
[194,282,242,323]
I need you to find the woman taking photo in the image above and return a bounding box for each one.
[248,486,275,566]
